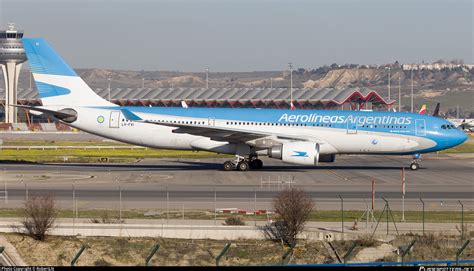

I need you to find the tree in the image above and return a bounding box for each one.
[21,195,57,241]
[262,188,314,246]
[330,63,339,69]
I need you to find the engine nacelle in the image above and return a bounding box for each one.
[268,142,320,166]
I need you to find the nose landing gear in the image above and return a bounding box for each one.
[223,155,263,171]
[410,162,419,171]
[410,153,422,171]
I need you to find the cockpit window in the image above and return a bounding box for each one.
[441,124,456,129]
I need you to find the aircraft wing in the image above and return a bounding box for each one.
[121,109,324,144]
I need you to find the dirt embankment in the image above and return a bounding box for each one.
[3,233,472,266]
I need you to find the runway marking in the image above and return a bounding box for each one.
[327,170,350,182]
[0,172,94,182]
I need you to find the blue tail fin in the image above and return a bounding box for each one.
[22,38,114,107]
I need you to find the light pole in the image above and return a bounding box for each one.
[108,77,111,101]
[206,68,209,89]
[386,67,391,100]
[398,75,401,111]
[72,183,76,234]
[214,187,217,225]
[166,187,169,225]
[339,195,344,240]
[142,78,145,89]
[420,198,425,236]
[410,68,414,112]
[270,77,273,89]
[459,200,464,240]
[288,63,293,109]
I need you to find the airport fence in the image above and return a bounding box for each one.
[0,180,472,266]
[0,180,471,239]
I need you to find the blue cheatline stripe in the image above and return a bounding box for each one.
[22,38,77,77]
[121,109,142,121]
[35,81,71,98]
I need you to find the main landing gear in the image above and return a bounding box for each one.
[410,153,422,171]
[223,155,263,171]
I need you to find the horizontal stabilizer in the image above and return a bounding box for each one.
[12,105,77,122]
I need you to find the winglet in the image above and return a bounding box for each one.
[121,109,142,121]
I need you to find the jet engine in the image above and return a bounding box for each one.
[268,142,320,165]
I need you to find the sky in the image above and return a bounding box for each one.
[0,0,472,72]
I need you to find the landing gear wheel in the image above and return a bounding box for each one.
[410,162,419,171]
[223,161,234,171]
[250,159,263,170]
[237,161,249,171]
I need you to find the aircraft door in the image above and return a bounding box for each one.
[415,119,426,136]
[346,121,357,134]
[109,111,120,128]
[208,117,215,126]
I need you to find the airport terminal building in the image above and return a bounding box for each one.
[0,86,394,128]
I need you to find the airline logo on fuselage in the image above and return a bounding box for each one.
[278,113,412,126]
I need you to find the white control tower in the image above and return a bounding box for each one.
[0,23,26,123]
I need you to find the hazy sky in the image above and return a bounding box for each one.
[0,0,472,71]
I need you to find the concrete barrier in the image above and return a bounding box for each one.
[0,222,265,240]
[0,222,370,241]
[0,221,460,241]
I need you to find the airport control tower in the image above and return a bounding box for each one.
[0,23,26,123]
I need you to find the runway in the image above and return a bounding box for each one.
[0,154,472,211]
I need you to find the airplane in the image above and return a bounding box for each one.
[18,38,468,171]
[448,118,474,132]
[418,103,439,116]
[418,104,427,115]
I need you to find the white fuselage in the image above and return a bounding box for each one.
[68,107,437,155]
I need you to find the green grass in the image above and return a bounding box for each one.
[0,140,231,162]
[0,148,229,163]
[310,210,473,223]
[0,208,471,223]
[441,141,474,153]
[1,140,128,146]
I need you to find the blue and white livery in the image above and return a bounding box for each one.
[20,38,468,171]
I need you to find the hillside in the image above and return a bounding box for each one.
[3,65,473,117]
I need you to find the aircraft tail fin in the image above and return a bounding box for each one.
[418,104,427,115]
[432,103,440,117]
[22,38,115,107]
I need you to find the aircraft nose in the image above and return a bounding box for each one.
[459,131,468,143]
[452,130,468,146]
